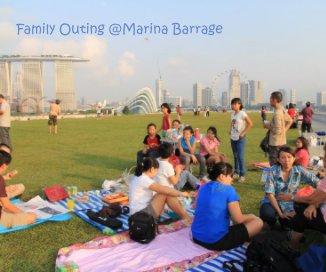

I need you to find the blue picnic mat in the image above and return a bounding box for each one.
[56,190,109,211]
[75,205,195,235]
[185,244,247,272]
[0,198,72,234]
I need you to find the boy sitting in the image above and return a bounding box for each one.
[155,142,200,190]
[0,143,25,199]
[137,123,161,165]
[0,151,36,228]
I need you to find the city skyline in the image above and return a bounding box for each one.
[1,1,326,104]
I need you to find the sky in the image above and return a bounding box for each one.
[1,0,326,104]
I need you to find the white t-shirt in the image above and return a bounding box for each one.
[129,174,155,215]
[155,159,175,188]
[230,110,248,141]
[0,101,11,127]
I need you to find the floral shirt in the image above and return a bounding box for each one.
[317,177,326,223]
[261,165,319,212]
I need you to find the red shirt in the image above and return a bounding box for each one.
[287,108,296,119]
[0,176,7,216]
[295,148,309,168]
[301,107,314,124]
[143,134,161,151]
[163,114,170,130]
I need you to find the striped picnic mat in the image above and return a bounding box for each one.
[75,205,195,235]
[185,244,247,272]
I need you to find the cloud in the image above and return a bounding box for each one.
[118,51,137,77]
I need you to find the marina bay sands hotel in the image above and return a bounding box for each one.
[0,55,89,112]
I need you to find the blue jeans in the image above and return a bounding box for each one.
[180,153,206,178]
[259,202,290,227]
[175,170,200,190]
[230,136,246,177]
[137,149,158,165]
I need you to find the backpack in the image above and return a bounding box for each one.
[243,232,299,272]
[86,210,123,230]
[128,211,157,244]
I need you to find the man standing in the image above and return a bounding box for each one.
[48,99,61,134]
[0,95,11,149]
[301,101,314,134]
[264,92,293,166]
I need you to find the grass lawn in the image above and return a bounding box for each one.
[0,111,304,271]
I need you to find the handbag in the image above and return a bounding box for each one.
[259,131,270,156]
[43,185,69,202]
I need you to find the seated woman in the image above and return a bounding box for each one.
[178,126,206,179]
[260,146,319,229]
[191,162,263,250]
[129,157,190,222]
[199,126,227,166]
[136,123,161,165]
[295,136,309,168]
[288,144,326,249]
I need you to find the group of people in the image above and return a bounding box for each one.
[130,91,325,252]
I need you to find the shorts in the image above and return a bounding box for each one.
[0,211,29,229]
[193,223,249,251]
[140,203,159,222]
[48,115,58,126]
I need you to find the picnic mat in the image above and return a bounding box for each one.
[56,218,229,272]
[0,199,72,234]
[75,205,195,235]
[56,190,107,211]
[185,244,247,272]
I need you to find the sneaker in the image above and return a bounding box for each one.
[238,176,246,183]
[232,173,240,179]
[200,176,210,182]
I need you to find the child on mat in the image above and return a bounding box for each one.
[178,126,206,179]
[191,162,263,250]
[295,136,309,168]
[129,157,190,221]
[0,151,36,228]
[171,119,183,140]
[155,142,200,190]
[159,103,172,138]
[136,123,161,165]
[200,126,227,165]
[0,143,24,199]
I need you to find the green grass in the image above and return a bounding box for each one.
[0,112,300,271]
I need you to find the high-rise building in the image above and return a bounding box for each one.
[155,79,163,108]
[240,82,249,106]
[290,88,296,104]
[21,61,44,113]
[193,82,202,107]
[163,88,170,103]
[202,87,213,107]
[55,61,76,111]
[221,91,228,107]
[229,69,240,105]
[0,62,12,99]
[165,96,182,108]
[278,89,287,105]
[248,80,264,105]
[317,92,326,106]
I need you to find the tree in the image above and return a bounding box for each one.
[122,106,130,115]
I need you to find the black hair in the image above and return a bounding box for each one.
[207,126,221,142]
[0,94,4,99]
[208,162,233,181]
[270,91,283,103]
[135,157,159,177]
[183,125,194,134]
[55,99,61,104]
[288,103,294,109]
[158,142,173,159]
[172,119,181,125]
[161,103,171,114]
[0,150,12,166]
[277,146,298,166]
[147,123,157,130]
[306,101,311,107]
[230,97,243,110]
[296,137,309,152]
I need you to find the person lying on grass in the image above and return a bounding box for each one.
[0,150,36,228]
[129,157,190,222]
[191,162,263,250]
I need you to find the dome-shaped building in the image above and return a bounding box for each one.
[125,87,157,114]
